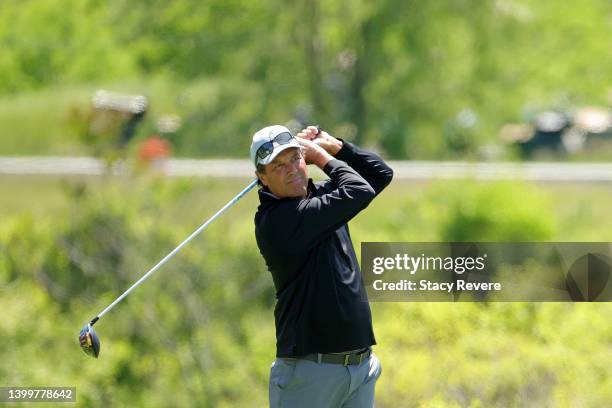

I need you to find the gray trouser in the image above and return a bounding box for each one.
[269,352,382,408]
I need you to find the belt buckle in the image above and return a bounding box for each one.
[343,354,350,366]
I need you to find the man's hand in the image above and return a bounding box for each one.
[296,137,334,169]
[297,126,343,156]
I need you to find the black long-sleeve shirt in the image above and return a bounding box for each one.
[254,141,393,357]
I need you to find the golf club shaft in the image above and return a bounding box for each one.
[90,179,259,325]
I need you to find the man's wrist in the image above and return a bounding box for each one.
[333,138,354,162]
[328,139,343,156]
[313,150,335,168]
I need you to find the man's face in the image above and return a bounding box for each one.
[257,147,308,198]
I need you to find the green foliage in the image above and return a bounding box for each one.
[0,0,136,93]
[0,177,273,407]
[2,0,612,158]
[1,178,611,407]
[373,302,612,407]
[437,181,555,241]
[350,180,554,246]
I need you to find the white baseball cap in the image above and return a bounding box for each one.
[250,125,301,167]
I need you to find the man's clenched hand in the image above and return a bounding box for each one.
[295,137,334,169]
[297,126,343,156]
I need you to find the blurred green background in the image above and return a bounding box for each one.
[2,0,612,159]
[1,1,611,407]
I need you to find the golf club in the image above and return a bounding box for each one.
[79,179,258,358]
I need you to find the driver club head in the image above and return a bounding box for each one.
[79,323,100,358]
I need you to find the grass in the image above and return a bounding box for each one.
[0,77,229,156]
[3,174,612,240]
[0,86,91,155]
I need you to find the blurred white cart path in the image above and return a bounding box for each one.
[2,157,612,182]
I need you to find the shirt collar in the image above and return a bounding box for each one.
[258,179,316,202]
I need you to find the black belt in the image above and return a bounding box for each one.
[302,348,371,366]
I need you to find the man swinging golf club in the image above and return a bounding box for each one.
[252,124,393,408]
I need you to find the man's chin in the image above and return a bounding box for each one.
[287,185,307,198]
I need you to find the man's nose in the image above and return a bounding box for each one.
[287,161,299,174]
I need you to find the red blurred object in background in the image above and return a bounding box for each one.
[138,136,172,161]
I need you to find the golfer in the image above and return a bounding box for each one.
[251,124,393,407]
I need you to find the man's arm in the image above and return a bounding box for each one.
[264,139,376,253]
[334,140,393,195]
[298,126,393,195]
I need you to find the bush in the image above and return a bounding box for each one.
[0,177,274,407]
[436,181,555,241]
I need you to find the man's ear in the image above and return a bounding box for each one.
[255,170,268,187]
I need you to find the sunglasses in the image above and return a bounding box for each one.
[255,132,294,163]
